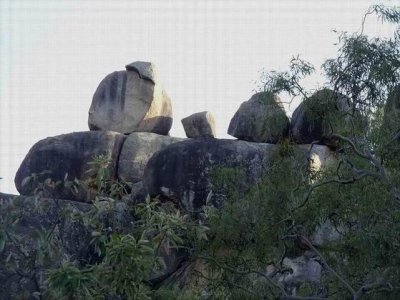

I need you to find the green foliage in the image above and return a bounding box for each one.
[85,154,132,200]
[44,196,204,299]
[47,264,98,300]
[99,234,155,299]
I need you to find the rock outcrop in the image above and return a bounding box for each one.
[8,60,355,299]
[228,92,289,143]
[14,131,125,201]
[181,111,216,138]
[88,61,172,135]
[118,132,184,184]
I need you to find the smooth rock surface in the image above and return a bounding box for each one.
[181,111,216,138]
[118,132,184,184]
[143,138,335,213]
[228,92,289,143]
[88,65,172,135]
[14,131,125,201]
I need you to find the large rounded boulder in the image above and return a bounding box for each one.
[15,131,126,201]
[228,92,289,143]
[88,61,172,135]
[290,88,364,146]
[118,132,185,184]
[143,138,273,213]
[143,139,335,213]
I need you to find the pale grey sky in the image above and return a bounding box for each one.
[0,0,397,194]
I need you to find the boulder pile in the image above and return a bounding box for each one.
[10,61,356,298]
[15,61,339,203]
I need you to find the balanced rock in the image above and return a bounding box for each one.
[181,111,216,138]
[15,131,125,201]
[88,61,172,135]
[143,138,334,213]
[290,88,364,146]
[118,132,184,184]
[228,92,289,143]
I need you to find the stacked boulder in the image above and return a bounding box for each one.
[228,92,289,143]
[89,61,172,135]
[181,111,216,138]
[15,61,181,202]
[15,131,126,201]
[15,78,339,206]
[143,91,336,214]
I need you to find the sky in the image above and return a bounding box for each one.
[0,0,397,194]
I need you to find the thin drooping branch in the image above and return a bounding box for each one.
[292,171,378,212]
[329,133,400,205]
[196,254,330,300]
[329,134,370,160]
[196,254,288,297]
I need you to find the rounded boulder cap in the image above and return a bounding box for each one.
[125,61,158,84]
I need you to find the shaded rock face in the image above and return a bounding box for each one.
[228,92,290,143]
[14,131,125,201]
[290,89,364,146]
[118,132,185,184]
[88,67,172,135]
[181,111,216,138]
[143,138,335,213]
[143,138,273,213]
